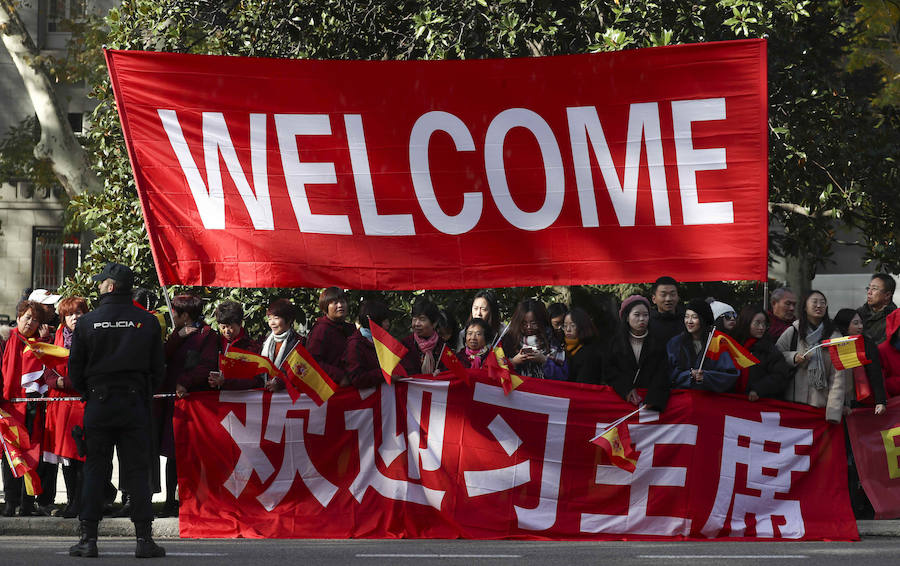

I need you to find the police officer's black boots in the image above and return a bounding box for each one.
[135,521,166,558]
[69,520,99,557]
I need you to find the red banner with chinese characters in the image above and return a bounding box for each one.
[846,397,900,519]
[173,373,856,540]
[106,40,768,290]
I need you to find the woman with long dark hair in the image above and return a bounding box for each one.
[604,295,669,411]
[667,299,739,391]
[563,307,603,384]
[502,299,567,380]
[832,308,886,415]
[776,290,849,423]
[731,305,790,401]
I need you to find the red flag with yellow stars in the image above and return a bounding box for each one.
[0,407,43,496]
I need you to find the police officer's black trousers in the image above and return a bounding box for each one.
[79,392,153,524]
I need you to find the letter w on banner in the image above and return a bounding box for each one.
[105,40,768,290]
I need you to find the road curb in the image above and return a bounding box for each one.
[0,517,897,539]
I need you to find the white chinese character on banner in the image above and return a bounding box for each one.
[463,382,570,531]
[345,380,448,509]
[580,408,697,535]
[219,391,338,511]
[701,412,812,539]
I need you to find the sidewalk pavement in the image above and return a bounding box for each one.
[0,517,897,539]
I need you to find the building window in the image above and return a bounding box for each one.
[47,0,86,33]
[32,227,82,290]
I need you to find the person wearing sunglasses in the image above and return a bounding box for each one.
[711,301,738,335]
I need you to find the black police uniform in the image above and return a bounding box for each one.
[68,291,164,527]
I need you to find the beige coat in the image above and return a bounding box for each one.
[776,322,849,422]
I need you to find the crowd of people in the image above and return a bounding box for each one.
[1,273,898,521]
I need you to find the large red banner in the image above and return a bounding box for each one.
[846,397,900,519]
[106,40,768,289]
[174,373,856,540]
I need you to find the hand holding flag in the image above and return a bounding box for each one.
[281,342,338,405]
[486,346,523,395]
[368,318,408,385]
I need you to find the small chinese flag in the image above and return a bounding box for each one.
[368,318,408,385]
[706,330,760,369]
[281,342,338,405]
[486,346,523,395]
[440,346,470,387]
[591,422,639,473]
[23,339,69,373]
[0,408,43,496]
[825,335,871,370]
[219,347,280,381]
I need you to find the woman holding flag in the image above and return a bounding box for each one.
[1,300,47,516]
[344,300,397,388]
[261,298,304,392]
[776,290,849,423]
[605,295,670,411]
[832,309,886,414]
[667,299,739,392]
[42,296,89,518]
[731,306,791,401]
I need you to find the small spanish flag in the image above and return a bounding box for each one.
[824,335,871,370]
[220,347,281,381]
[368,318,408,385]
[281,342,338,405]
[23,339,69,373]
[706,330,759,369]
[591,422,639,473]
[486,346,523,395]
[439,346,470,387]
[0,408,43,496]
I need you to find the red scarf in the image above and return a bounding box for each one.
[220,326,247,353]
[736,337,758,393]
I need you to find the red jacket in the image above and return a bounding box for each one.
[306,316,355,384]
[877,309,900,397]
[165,323,219,392]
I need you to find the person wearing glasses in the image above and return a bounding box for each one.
[731,306,790,401]
[857,273,897,344]
[710,301,737,335]
[776,290,849,423]
[502,299,568,380]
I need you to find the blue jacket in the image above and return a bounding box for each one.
[667,332,739,392]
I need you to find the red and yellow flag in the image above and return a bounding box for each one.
[486,346,523,395]
[23,339,69,373]
[591,422,639,473]
[706,330,759,369]
[281,342,338,405]
[0,408,43,496]
[219,347,280,381]
[824,335,871,370]
[439,346,470,387]
[368,318,408,385]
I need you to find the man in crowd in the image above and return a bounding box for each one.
[858,273,897,344]
[648,276,683,344]
[67,262,166,558]
[767,287,797,340]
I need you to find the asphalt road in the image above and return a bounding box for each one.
[4,537,900,566]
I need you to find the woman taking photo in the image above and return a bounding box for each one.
[668,299,739,392]
[562,307,604,384]
[456,318,493,369]
[605,295,669,411]
[502,299,567,380]
[776,290,849,423]
[731,306,790,401]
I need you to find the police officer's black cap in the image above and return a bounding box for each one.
[91,262,135,287]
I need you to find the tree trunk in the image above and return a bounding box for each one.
[0,1,101,196]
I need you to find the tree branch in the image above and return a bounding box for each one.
[768,202,838,218]
[0,1,102,196]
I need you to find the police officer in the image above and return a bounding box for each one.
[67,262,166,558]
